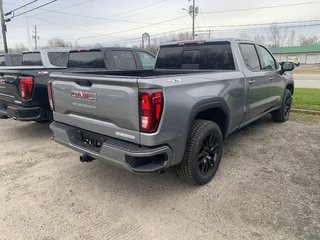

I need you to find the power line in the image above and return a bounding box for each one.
[13,0,58,18]
[199,23,320,35]
[32,15,102,35]
[27,8,187,26]
[89,21,320,47]
[20,0,184,26]
[197,19,320,29]
[5,0,38,16]
[64,15,189,41]
[201,1,320,14]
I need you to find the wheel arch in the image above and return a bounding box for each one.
[187,100,231,139]
[286,82,294,95]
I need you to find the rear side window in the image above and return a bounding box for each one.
[156,43,235,70]
[68,51,105,68]
[10,55,22,66]
[137,51,155,69]
[48,52,69,67]
[22,53,42,66]
[111,50,137,70]
[0,56,5,66]
[239,44,260,71]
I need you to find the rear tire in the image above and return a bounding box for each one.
[271,89,292,122]
[177,120,223,185]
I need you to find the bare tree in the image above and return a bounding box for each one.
[287,30,296,46]
[9,44,28,53]
[298,34,320,46]
[47,38,72,47]
[239,31,250,40]
[268,23,287,47]
[269,23,281,47]
[254,34,266,44]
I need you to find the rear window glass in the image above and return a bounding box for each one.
[48,52,69,67]
[156,42,235,70]
[68,51,105,68]
[111,50,137,70]
[22,53,42,66]
[0,56,5,66]
[10,55,22,66]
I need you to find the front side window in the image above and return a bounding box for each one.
[111,50,137,70]
[48,52,69,67]
[137,51,155,69]
[239,43,260,71]
[258,46,277,70]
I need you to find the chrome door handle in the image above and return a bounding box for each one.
[269,76,274,81]
[248,79,256,85]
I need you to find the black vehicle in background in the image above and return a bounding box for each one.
[0,48,155,122]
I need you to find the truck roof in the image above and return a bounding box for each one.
[160,38,257,47]
[22,48,70,54]
[69,47,154,54]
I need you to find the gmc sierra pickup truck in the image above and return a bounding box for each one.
[0,48,155,122]
[49,39,294,185]
[0,49,70,121]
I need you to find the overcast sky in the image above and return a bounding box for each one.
[2,0,320,49]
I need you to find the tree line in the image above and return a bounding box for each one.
[5,24,320,54]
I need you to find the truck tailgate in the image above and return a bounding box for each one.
[51,73,141,144]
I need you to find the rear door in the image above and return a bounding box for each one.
[239,43,271,122]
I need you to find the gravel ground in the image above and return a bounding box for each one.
[0,117,319,240]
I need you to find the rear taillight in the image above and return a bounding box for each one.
[47,80,54,111]
[139,89,163,133]
[19,77,33,100]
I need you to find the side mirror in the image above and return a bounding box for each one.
[280,61,295,74]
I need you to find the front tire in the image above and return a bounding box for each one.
[272,89,292,122]
[177,120,223,185]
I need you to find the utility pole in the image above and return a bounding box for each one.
[191,0,195,40]
[32,25,39,50]
[182,0,198,40]
[0,0,8,53]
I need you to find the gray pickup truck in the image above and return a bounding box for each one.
[49,39,294,185]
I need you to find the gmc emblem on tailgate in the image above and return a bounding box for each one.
[71,90,97,102]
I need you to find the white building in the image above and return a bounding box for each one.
[270,45,320,64]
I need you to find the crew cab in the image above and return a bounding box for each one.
[0,48,155,122]
[49,39,295,185]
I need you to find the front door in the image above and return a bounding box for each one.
[239,43,271,122]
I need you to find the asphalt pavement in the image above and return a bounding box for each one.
[293,74,320,88]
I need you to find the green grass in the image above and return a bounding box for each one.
[292,88,320,111]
